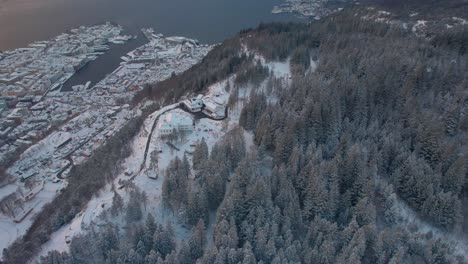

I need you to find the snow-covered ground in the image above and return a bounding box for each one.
[34,110,151,258]
[240,41,295,85]
[0,173,63,252]
[0,204,36,253]
[271,0,341,19]
[394,194,468,259]
[308,58,318,73]
[148,110,227,176]
[145,79,234,175]
[33,49,274,260]
[265,60,291,78]
[37,41,291,252]
[0,110,136,254]
[37,189,110,255]
[412,20,427,36]
[8,130,71,180]
[0,184,61,251]
[34,80,235,258]
[452,16,468,25]
[376,179,468,260]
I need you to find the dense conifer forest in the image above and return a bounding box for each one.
[4,2,467,264]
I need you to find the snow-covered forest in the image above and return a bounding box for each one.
[3,2,467,264]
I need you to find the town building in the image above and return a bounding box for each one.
[1,86,27,97]
[202,99,225,119]
[157,111,194,137]
[182,94,203,112]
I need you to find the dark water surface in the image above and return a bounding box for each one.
[60,38,146,91]
[0,0,300,49]
[0,0,301,89]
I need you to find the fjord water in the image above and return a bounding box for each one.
[0,0,299,89]
[0,0,298,50]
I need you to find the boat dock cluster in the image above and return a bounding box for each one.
[93,28,212,94]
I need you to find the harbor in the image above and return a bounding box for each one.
[61,34,146,92]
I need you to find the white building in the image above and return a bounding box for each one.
[158,111,193,137]
[202,99,225,119]
[55,132,72,149]
[182,94,203,112]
